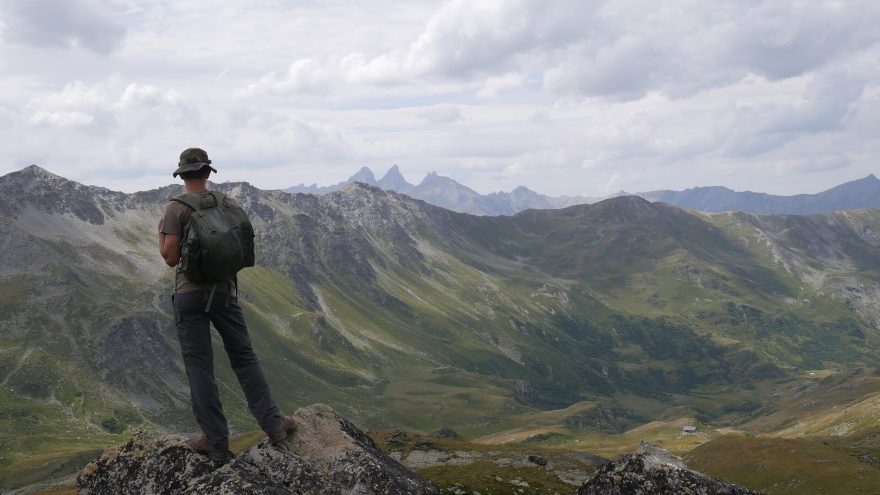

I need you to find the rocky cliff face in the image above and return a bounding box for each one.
[78,404,439,494]
[577,441,756,495]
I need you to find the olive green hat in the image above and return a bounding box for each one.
[173,147,218,178]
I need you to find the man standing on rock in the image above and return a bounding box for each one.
[158,147,294,462]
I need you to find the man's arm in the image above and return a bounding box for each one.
[157,217,181,267]
[159,233,181,267]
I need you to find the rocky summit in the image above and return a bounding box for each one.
[77,404,439,494]
[577,441,755,495]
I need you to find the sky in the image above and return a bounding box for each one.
[0,0,878,197]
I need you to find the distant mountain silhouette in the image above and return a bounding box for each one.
[638,175,880,214]
[284,166,596,216]
[286,166,880,216]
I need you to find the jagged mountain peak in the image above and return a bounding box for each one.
[383,164,403,178]
[5,164,71,185]
[284,166,595,216]
[0,165,120,224]
[350,166,377,183]
[377,164,411,190]
[21,164,56,177]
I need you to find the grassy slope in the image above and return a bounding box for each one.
[3,186,880,490]
[686,435,880,494]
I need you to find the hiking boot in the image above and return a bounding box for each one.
[266,416,296,444]
[188,434,234,463]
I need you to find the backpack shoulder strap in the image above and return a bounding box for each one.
[210,191,227,208]
[170,192,201,211]
[171,191,226,211]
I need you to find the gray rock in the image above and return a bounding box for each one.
[527,454,547,466]
[577,441,756,495]
[78,404,439,494]
[385,430,410,444]
[431,426,461,439]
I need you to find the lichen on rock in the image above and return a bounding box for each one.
[77,404,439,494]
[577,441,756,495]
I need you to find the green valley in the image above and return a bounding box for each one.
[2,165,880,493]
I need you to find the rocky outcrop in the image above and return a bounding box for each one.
[577,441,755,495]
[77,404,439,494]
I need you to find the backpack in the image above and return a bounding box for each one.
[171,191,255,284]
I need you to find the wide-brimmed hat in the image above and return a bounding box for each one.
[173,148,218,177]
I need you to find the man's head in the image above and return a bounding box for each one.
[173,148,218,180]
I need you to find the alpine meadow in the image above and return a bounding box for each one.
[3,165,880,493]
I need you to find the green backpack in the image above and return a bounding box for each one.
[171,191,255,285]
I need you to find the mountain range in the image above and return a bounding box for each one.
[285,165,598,216]
[639,174,880,214]
[286,166,880,216]
[3,165,880,490]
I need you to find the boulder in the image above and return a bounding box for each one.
[78,404,439,494]
[577,441,756,495]
[430,426,460,439]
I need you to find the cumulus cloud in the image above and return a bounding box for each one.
[25,76,188,129]
[251,0,880,103]
[0,0,127,54]
[247,0,585,96]
[544,0,880,99]
[2,0,878,197]
[117,83,183,109]
[7,74,354,188]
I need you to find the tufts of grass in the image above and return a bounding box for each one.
[686,435,880,495]
[418,459,575,494]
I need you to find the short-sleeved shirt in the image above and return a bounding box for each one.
[160,191,238,293]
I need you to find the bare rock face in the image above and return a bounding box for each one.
[77,404,439,494]
[577,441,756,495]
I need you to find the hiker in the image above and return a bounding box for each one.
[157,147,294,462]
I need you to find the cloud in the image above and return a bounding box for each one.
[247,0,588,97]
[720,70,867,158]
[544,36,664,100]
[786,157,850,174]
[2,0,879,198]
[248,0,879,104]
[117,83,183,109]
[25,76,187,129]
[0,0,127,54]
[30,110,94,127]
[7,74,355,188]
[477,73,526,98]
[418,105,462,124]
[762,71,866,134]
[544,1,880,100]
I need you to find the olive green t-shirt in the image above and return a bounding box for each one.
[159,191,239,293]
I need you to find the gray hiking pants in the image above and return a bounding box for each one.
[173,290,283,450]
